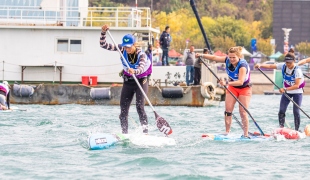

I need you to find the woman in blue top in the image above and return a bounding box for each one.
[255,49,305,131]
[196,46,252,138]
[100,24,152,134]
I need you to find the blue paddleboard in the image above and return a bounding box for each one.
[202,133,272,141]
[88,133,128,150]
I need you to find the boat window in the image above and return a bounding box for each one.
[57,39,69,52]
[56,39,82,53]
[70,40,82,52]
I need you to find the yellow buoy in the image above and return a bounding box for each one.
[304,124,310,136]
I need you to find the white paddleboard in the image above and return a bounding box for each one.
[1,106,27,112]
[124,134,176,147]
[88,133,176,150]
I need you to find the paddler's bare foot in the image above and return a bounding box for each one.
[221,131,230,136]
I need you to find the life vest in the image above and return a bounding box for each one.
[121,50,152,78]
[282,64,305,88]
[225,59,250,88]
[0,83,9,96]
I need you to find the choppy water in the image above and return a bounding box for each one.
[1,95,310,179]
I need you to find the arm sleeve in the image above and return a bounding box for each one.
[135,53,148,75]
[183,52,187,62]
[276,63,284,70]
[224,57,229,64]
[100,31,124,52]
[295,68,303,79]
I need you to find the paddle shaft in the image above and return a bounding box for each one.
[232,113,256,136]
[304,73,310,79]
[258,68,310,119]
[200,59,265,135]
[106,30,155,112]
[190,0,211,51]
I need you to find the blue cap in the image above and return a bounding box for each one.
[121,34,135,47]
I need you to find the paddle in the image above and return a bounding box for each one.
[106,30,172,136]
[303,73,310,79]
[200,58,265,135]
[257,67,310,119]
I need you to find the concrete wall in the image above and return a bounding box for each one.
[10,84,209,106]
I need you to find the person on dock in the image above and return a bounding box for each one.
[145,44,153,62]
[183,45,196,86]
[255,48,305,131]
[159,26,172,66]
[196,46,252,138]
[100,24,152,134]
[0,81,10,110]
[193,48,209,85]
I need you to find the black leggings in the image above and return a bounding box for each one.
[278,93,303,131]
[119,78,148,134]
[194,67,201,85]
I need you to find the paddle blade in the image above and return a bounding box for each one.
[154,112,172,135]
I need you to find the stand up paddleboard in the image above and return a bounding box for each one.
[88,133,176,150]
[1,106,27,112]
[272,128,306,140]
[202,133,272,142]
[202,128,307,142]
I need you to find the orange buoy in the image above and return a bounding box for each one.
[304,125,310,136]
[273,128,299,139]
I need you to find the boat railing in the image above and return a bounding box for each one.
[0,6,152,28]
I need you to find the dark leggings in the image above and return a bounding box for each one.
[194,67,201,85]
[119,78,148,134]
[278,93,303,131]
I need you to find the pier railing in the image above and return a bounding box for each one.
[0,6,152,27]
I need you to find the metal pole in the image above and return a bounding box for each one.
[2,61,4,81]
[53,61,57,84]
[136,0,138,27]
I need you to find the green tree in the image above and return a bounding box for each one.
[212,36,236,53]
[257,38,273,56]
[209,16,251,50]
[295,42,310,57]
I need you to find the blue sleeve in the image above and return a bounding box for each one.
[225,57,229,64]
[240,63,247,69]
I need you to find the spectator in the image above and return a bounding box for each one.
[183,45,195,86]
[194,48,209,85]
[159,26,172,66]
[145,44,153,62]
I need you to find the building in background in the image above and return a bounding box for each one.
[273,0,310,53]
[0,0,159,84]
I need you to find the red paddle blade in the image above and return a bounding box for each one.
[154,112,172,135]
